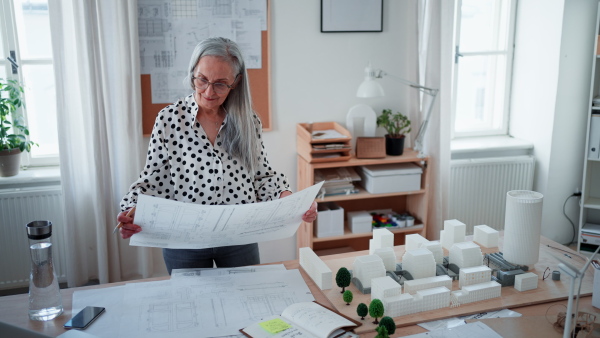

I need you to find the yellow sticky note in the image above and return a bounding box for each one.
[259,318,292,333]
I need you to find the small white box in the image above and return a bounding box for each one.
[314,202,344,238]
[358,163,422,194]
[347,211,372,234]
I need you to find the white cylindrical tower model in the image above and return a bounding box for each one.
[503,190,543,265]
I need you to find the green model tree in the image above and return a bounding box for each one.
[342,290,353,305]
[375,325,389,338]
[335,267,351,293]
[356,303,368,320]
[369,299,384,324]
[379,316,396,335]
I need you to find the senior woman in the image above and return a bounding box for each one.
[117,37,317,274]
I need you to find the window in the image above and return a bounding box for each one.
[0,0,59,166]
[452,0,517,138]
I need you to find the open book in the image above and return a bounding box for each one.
[240,301,361,338]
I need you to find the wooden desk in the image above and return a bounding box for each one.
[0,236,598,337]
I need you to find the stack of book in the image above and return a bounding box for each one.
[314,167,361,197]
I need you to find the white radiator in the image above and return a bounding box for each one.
[0,185,67,290]
[449,156,535,235]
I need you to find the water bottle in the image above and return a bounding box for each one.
[26,220,63,321]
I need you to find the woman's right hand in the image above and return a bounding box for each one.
[117,209,142,239]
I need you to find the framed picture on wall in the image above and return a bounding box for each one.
[321,0,383,33]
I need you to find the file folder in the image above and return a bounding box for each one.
[589,114,600,160]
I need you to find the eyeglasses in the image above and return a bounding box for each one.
[192,76,236,95]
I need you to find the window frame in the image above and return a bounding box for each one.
[0,0,59,167]
[451,0,518,139]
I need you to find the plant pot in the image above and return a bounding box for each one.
[385,135,405,156]
[0,148,22,177]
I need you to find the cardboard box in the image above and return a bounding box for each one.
[347,210,372,234]
[314,202,344,238]
[358,163,422,194]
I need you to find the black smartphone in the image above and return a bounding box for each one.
[63,306,105,330]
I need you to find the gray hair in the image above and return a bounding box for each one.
[185,37,260,174]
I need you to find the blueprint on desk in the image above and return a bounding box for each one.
[73,269,314,338]
[130,182,323,249]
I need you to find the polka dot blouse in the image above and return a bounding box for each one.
[120,94,290,211]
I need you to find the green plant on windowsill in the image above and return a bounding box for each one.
[0,79,37,177]
[376,109,411,138]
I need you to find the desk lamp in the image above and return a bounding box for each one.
[356,63,439,158]
[555,244,600,338]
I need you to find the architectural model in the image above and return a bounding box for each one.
[404,234,443,264]
[371,276,402,301]
[449,241,483,269]
[458,265,492,288]
[370,228,394,254]
[440,219,466,250]
[373,247,397,271]
[403,275,453,295]
[473,225,499,248]
[298,247,332,290]
[352,255,386,291]
[451,281,501,306]
[514,272,538,292]
[401,248,436,279]
[383,287,451,317]
[405,234,429,251]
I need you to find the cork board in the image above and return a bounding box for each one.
[141,6,272,136]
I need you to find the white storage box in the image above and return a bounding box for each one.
[314,202,344,238]
[358,163,422,194]
[347,211,372,234]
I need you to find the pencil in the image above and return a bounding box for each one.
[112,206,136,234]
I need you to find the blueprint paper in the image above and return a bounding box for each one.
[404,322,502,338]
[171,264,286,279]
[118,269,314,338]
[130,182,323,249]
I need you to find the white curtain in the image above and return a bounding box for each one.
[48,0,163,286]
[415,0,454,239]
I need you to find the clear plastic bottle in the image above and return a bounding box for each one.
[26,220,63,321]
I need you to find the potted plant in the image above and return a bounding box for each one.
[376,109,411,156]
[0,79,36,177]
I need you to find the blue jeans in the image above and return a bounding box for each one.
[162,243,260,275]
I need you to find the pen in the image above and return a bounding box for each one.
[112,207,136,234]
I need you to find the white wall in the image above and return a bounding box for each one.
[511,0,597,244]
[259,0,416,262]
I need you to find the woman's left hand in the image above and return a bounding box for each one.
[302,201,318,223]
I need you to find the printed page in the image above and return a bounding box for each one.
[241,315,317,338]
[280,302,356,338]
[130,182,323,249]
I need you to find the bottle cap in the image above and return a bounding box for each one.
[26,220,52,240]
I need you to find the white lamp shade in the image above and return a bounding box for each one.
[357,79,384,98]
[503,190,543,265]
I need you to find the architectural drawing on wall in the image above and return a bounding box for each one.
[130,182,322,249]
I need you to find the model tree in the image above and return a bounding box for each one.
[342,290,353,305]
[336,267,351,293]
[369,299,384,324]
[379,316,396,335]
[356,303,368,320]
[375,325,389,338]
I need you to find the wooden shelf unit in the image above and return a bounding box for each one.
[296,149,429,255]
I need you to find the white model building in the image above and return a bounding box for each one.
[383,287,450,317]
[451,281,501,306]
[440,219,466,250]
[371,276,402,301]
[459,265,492,288]
[449,241,483,269]
[370,228,394,254]
[514,272,538,292]
[298,247,332,290]
[473,225,499,248]
[403,275,453,295]
[405,235,443,264]
[373,247,397,271]
[353,255,386,289]
[402,248,436,279]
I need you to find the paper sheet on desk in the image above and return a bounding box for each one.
[130,182,323,249]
